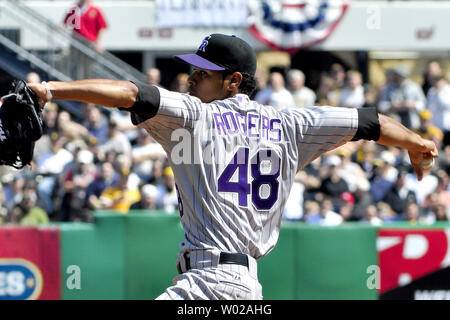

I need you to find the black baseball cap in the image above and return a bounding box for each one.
[175,34,257,76]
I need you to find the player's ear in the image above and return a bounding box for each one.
[227,72,243,91]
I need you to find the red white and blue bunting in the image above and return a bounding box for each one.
[248,0,349,53]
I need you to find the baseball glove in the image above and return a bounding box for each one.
[0,80,44,169]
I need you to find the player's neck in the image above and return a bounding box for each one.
[225,89,240,99]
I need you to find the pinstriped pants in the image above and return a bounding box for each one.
[156,250,262,300]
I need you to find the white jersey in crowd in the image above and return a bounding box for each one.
[133,87,358,260]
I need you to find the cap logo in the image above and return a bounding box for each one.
[198,36,210,52]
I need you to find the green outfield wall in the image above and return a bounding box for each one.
[258,223,378,299]
[57,211,383,300]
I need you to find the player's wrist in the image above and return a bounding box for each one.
[41,81,53,106]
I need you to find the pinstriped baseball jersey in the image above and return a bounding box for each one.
[134,86,358,260]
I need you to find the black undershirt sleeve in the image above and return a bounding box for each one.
[119,81,160,125]
[351,107,381,141]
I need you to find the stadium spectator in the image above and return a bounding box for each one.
[147,67,162,87]
[34,102,60,163]
[319,155,349,209]
[36,134,74,174]
[414,109,444,150]
[362,84,378,109]
[156,167,179,214]
[338,70,365,108]
[435,170,450,208]
[316,74,336,106]
[287,69,316,108]
[422,61,442,96]
[303,200,321,224]
[57,110,92,142]
[36,133,74,216]
[360,204,383,226]
[434,205,449,221]
[147,158,165,186]
[282,180,305,221]
[327,63,346,107]
[318,197,343,226]
[86,161,118,210]
[357,141,377,180]
[64,0,108,52]
[404,169,438,207]
[421,191,442,224]
[401,201,420,223]
[438,145,450,175]
[84,106,108,145]
[377,202,397,223]
[97,119,132,159]
[330,63,346,89]
[42,102,59,136]
[130,184,160,211]
[434,204,449,222]
[14,186,49,225]
[427,75,450,148]
[338,191,355,222]
[170,73,189,93]
[98,169,140,213]
[296,160,322,202]
[378,64,426,129]
[109,108,139,142]
[131,129,166,183]
[255,71,294,110]
[2,174,26,212]
[335,147,368,193]
[380,150,398,182]
[114,153,141,191]
[382,169,417,215]
[253,68,269,99]
[351,178,373,221]
[369,156,396,203]
[60,149,97,221]
[0,184,7,224]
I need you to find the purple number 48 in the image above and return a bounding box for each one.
[218,147,281,210]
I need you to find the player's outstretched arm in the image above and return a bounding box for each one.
[27,79,138,109]
[376,113,438,181]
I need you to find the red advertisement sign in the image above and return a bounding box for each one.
[378,229,450,295]
[0,226,61,300]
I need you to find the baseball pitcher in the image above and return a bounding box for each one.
[25,34,438,300]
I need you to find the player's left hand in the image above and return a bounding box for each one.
[408,138,438,181]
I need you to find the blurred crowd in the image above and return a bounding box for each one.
[0,59,449,226]
[262,61,450,226]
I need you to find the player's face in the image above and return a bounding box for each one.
[187,68,230,103]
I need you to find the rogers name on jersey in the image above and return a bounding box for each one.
[0,259,43,300]
[213,111,282,142]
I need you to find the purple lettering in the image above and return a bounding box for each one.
[235,113,246,135]
[261,115,269,140]
[270,119,282,142]
[248,113,260,138]
[213,113,227,136]
[223,112,239,134]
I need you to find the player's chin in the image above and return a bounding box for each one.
[188,90,207,102]
[188,90,212,103]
